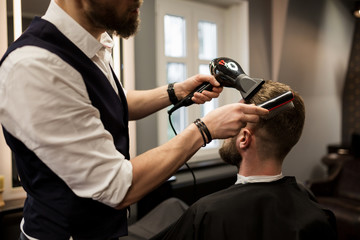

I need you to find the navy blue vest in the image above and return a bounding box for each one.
[0,17,130,239]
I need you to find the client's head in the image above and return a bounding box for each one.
[219,80,305,169]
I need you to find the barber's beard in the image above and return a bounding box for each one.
[219,137,242,168]
[84,0,141,38]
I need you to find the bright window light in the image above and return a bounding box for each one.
[13,0,22,40]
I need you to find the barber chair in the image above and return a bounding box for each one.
[307,135,360,240]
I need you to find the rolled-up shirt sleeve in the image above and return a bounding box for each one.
[0,46,132,208]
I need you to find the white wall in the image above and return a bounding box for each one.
[284,0,354,182]
[250,0,355,182]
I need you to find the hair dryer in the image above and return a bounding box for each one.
[168,57,264,114]
[209,57,264,100]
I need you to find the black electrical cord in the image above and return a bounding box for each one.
[168,113,197,202]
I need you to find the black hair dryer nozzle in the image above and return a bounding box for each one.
[209,57,264,101]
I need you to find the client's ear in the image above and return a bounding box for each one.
[237,128,252,150]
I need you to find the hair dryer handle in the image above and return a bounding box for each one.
[168,82,213,114]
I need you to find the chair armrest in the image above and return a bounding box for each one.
[322,153,354,175]
[306,160,344,197]
[307,179,336,197]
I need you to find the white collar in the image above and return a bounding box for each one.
[42,0,110,59]
[235,173,283,185]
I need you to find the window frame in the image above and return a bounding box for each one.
[156,0,250,162]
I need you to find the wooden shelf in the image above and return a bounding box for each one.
[0,198,25,215]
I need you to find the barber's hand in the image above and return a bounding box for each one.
[202,103,269,139]
[176,74,223,104]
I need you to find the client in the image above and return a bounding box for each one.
[149,80,337,240]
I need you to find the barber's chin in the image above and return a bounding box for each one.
[131,8,139,15]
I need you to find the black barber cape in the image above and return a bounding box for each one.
[152,176,337,240]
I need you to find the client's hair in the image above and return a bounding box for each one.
[246,80,305,160]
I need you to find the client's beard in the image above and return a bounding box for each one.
[219,137,242,168]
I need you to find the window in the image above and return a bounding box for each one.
[156,0,249,161]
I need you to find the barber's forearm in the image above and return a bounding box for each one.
[127,86,171,120]
[127,76,221,120]
[116,123,203,209]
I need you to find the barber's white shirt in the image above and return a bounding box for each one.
[0,0,133,209]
